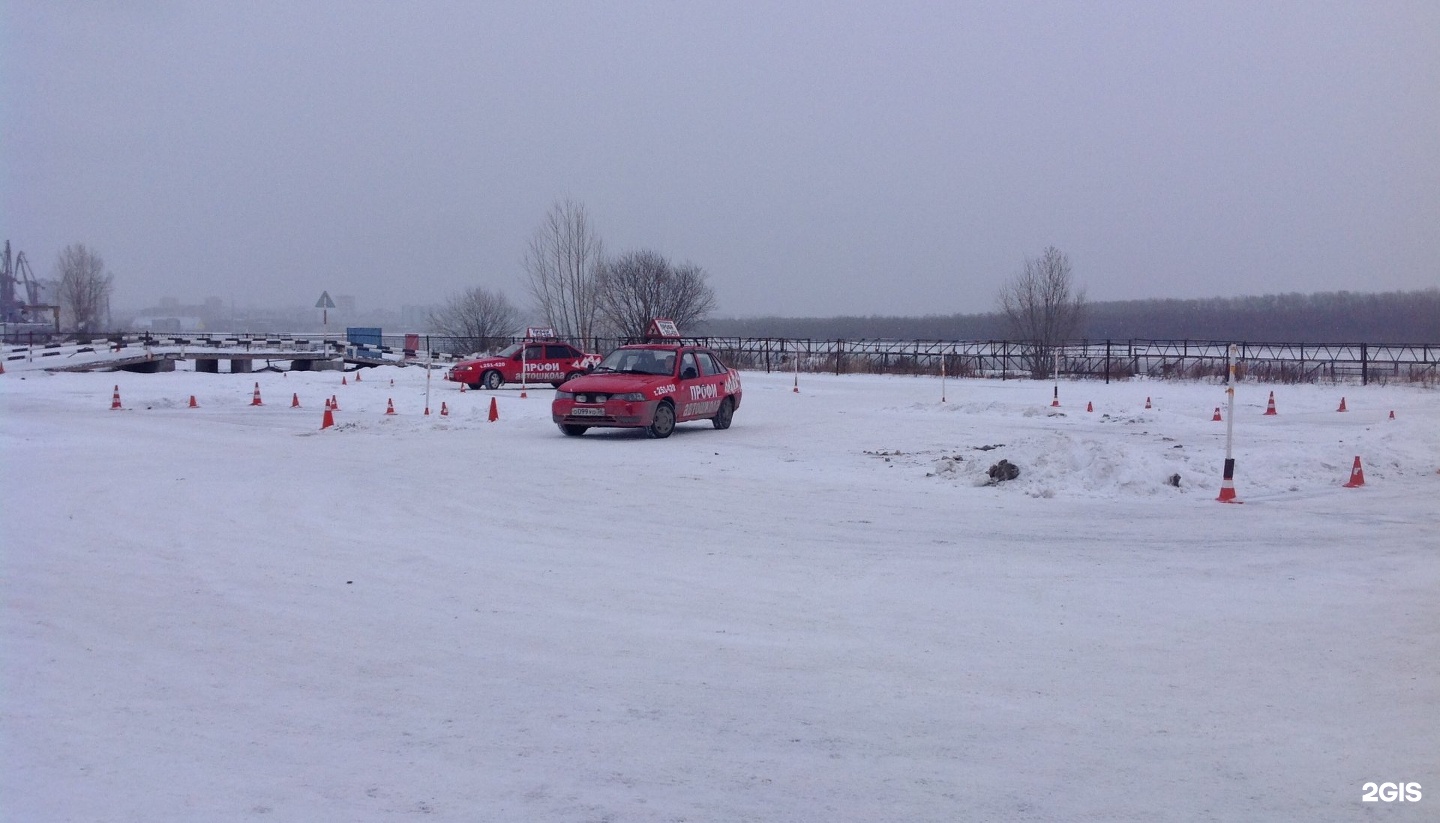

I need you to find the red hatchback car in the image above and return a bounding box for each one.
[445,339,601,390]
[552,343,742,438]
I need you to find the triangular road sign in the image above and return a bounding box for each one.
[315,291,336,309]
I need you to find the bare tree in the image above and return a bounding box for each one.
[55,243,114,332]
[427,286,518,355]
[596,249,718,339]
[998,245,1086,377]
[522,200,603,347]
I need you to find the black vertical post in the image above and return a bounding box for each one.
[1105,339,1111,384]
[1361,342,1368,386]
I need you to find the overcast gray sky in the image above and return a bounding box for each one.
[3,1,1437,319]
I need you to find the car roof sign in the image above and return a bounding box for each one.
[646,318,681,340]
[525,326,556,340]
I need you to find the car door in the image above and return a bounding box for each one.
[675,350,724,421]
[515,343,546,382]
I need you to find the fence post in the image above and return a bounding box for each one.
[1361,342,1368,386]
[1105,339,1111,384]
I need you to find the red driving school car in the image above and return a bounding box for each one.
[445,334,600,390]
[552,323,741,438]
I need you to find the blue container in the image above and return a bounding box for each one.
[346,327,382,347]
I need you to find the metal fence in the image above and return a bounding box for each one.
[5,330,1437,386]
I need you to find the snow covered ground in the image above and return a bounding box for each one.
[3,363,1436,821]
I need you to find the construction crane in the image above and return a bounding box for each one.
[2,240,59,330]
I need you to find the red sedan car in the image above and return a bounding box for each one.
[445,339,600,390]
[552,342,742,438]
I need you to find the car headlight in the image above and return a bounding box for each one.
[615,392,646,402]
[555,390,574,400]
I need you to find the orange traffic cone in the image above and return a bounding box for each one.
[110,385,123,410]
[440,401,449,417]
[460,383,467,393]
[1389,410,1395,420]
[321,407,335,430]
[1337,397,1347,412]
[390,379,394,387]
[520,387,528,399]
[488,397,499,422]
[1086,401,1093,412]
[385,398,396,415]
[1263,391,1277,415]
[1050,386,1060,408]
[342,375,348,385]
[1212,407,1223,422]
[354,371,361,382]
[424,404,431,416]
[188,395,198,408]
[1145,396,1152,410]
[291,392,301,408]
[1217,459,1240,503]
[1343,456,1365,488]
[251,382,263,406]
[0,360,5,375]
[331,394,339,410]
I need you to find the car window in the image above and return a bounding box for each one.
[680,352,699,380]
[523,345,544,360]
[545,344,575,359]
[697,352,726,376]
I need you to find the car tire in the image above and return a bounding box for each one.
[482,370,503,390]
[647,402,676,439]
[560,424,588,437]
[712,398,734,430]
[563,371,584,383]
[467,382,483,391]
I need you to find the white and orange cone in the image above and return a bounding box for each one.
[251,382,263,406]
[385,398,396,415]
[321,407,335,430]
[1263,391,1277,415]
[188,395,198,408]
[1212,407,1223,422]
[110,385,123,410]
[291,392,301,408]
[1217,458,1240,503]
[1343,456,1365,488]
[1145,396,1152,410]
[1336,397,1347,412]
[440,401,449,417]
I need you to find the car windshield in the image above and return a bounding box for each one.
[492,343,522,358]
[593,348,675,376]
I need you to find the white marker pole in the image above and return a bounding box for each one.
[792,340,800,394]
[424,348,433,415]
[1218,343,1240,503]
[940,350,947,403]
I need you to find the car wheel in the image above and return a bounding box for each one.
[482,370,503,390]
[712,398,734,430]
[647,402,676,439]
[560,424,588,437]
[467,381,483,391]
[564,371,584,383]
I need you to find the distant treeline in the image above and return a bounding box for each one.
[701,289,1440,344]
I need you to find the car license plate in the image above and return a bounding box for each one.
[570,407,604,417]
